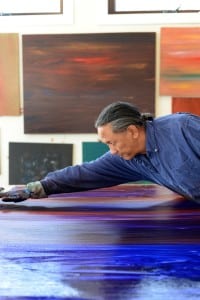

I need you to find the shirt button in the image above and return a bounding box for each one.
[154,148,158,152]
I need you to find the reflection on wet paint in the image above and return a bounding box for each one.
[0,245,200,299]
[0,184,200,299]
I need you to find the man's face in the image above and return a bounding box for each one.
[97,123,142,160]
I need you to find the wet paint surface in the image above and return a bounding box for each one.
[0,184,200,299]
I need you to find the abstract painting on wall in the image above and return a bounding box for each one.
[82,142,109,162]
[23,33,155,133]
[9,142,73,184]
[160,27,200,97]
[0,33,20,116]
[172,97,200,116]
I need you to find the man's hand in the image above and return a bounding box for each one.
[0,181,46,203]
[0,187,32,203]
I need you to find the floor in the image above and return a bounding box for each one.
[0,183,200,300]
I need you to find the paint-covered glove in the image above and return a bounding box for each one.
[0,181,46,203]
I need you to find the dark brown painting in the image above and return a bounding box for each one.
[23,33,155,133]
[9,142,73,184]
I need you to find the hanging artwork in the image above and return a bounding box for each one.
[108,0,200,14]
[0,0,63,15]
[82,142,109,162]
[0,33,20,116]
[9,142,73,184]
[160,27,200,97]
[23,33,155,133]
[172,97,200,116]
[0,0,73,26]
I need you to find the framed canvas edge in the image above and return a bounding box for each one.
[96,0,200,25]
[0,0,74,26]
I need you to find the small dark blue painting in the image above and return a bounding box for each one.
[9,142,73,184]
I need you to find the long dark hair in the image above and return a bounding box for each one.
[95,101,153,132]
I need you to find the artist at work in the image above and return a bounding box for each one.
[0,101,200,203]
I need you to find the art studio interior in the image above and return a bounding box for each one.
[0,1,200,299]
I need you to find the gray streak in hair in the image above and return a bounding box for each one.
[95,101,153,133]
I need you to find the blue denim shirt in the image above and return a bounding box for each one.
[41,113,200,200]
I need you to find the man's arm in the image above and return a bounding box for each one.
[0,181,46,202]
[0,152,143,203]
[40,152,143,195]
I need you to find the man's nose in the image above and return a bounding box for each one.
[109,145,118,155]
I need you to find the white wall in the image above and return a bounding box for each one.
[0,0,198,186]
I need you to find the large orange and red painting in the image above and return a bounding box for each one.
[160,27,200,97]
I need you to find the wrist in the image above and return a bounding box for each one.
[26,181,47,198]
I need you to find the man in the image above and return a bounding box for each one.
[0,101,200,202]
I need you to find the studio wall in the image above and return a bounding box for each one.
[0,0,199,186]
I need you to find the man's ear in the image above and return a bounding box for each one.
[127,125,139,138]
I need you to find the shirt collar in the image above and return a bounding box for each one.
[145,121,159,156]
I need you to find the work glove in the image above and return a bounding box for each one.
[0,181,46,203]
